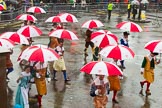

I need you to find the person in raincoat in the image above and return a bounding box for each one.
[34,62,48,107]
[90,75,110,108]
[108,58,122,104]
[14,65,32,108]
[139,52,160,96]
[127,2,132,19]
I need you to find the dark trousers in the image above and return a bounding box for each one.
[128,9,131,19]
[108,10,112,20]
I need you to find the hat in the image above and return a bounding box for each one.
[150,51,159,56]
[123,31,130,35]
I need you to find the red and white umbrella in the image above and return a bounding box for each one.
[49,29,79,40]
[45,16,67,23]
[81,19,104,29]
[80,61,123,76]
[0,32,29,45]
[0,38,15,48]
[58,13,78,22]
[16,14,37,21]
[91,30,118,48]
[19,44,60,62]
[27,6,46,13]
[144,40,162,53]
[17,25,42,38]
[0,4,4,11]
[116,21,143,32]
[99,45,135,60]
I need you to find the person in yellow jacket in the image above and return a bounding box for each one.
[107,1,115,20]
[139,52,160,96]
[0,0,7,10]
[127,2,132,19]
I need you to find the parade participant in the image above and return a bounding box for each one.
[139,52,160,96]
[107,1,115,20]
[14,65,32,108]
[127,2,132,19]
[90,75,109,108]
[48,23,59,49]
[120,31,129,69]
[53,39,70,82]
[6,49,14,81]
[48,23,59,76]
[108,58,122,104]
[84,29,94,57]
[19,38,33,70]
[92,46,100,61]
[34,62,48,107]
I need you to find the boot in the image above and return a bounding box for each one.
[84,48,88,56]
[63,70,70,82]
[146,90,151,96]
[139,89,144,96]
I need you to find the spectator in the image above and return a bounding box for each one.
[107,1,115,20]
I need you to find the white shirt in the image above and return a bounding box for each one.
[55,46,64,56]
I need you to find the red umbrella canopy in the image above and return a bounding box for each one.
[45,16,67,23]
[57,13,78,22]
[19,44,60,62]
[0,32,29,45]
[17,25,42,38]
[16,14,37,21]
[144,40,162,53]
[81,19,104,29]
[49,29,79,40]
[91,30,118,48]
[27,6,46,13]
[0,38,15,49]
[80,61,123,76]
[99,45,135,60]
[116,21,143,32]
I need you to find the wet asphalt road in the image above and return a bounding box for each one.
[5,11,162,108]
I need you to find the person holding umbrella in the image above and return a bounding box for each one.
[90,74,110,108]
[108,58,122,104]
[34,62,48,107]
[120,31,129,69]
[53,39,70,82]
[139,51,160,96]
[84,29,94,57]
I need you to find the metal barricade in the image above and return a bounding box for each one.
[0,3,161,22]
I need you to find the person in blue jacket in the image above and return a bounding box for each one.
[120,31,129,69]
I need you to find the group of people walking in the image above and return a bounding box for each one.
[83,27,161,108]
[11,21,71,108]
